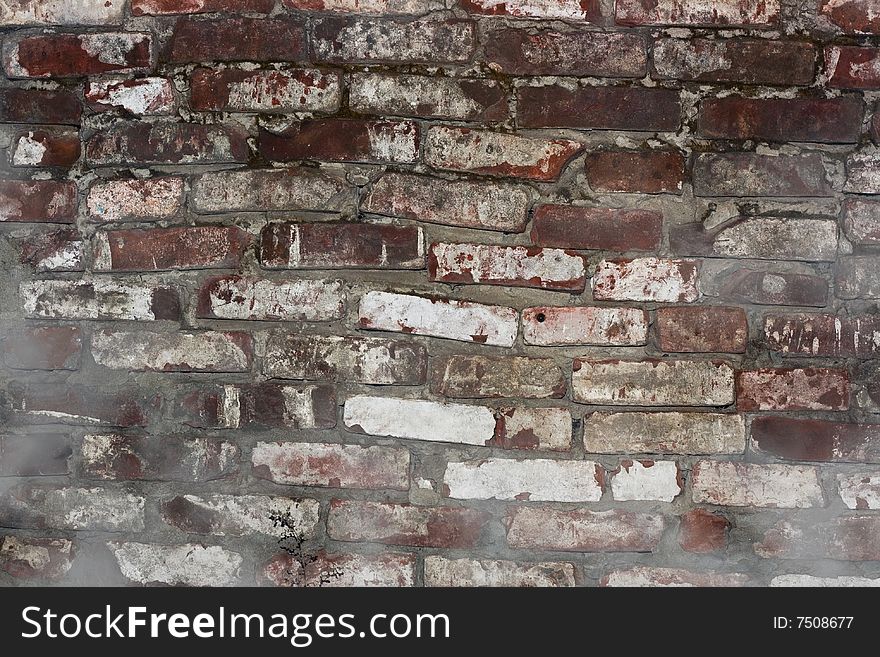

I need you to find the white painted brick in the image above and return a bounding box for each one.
[522,306,648,345]
[109,542,242,587]
[838,472,880,509]
[584,412,746,454]
[611,460,681,502]
[592,257,700,302]
[692,461,824,508]
[425,556,576,587]
[771,574,880,587]
[443,458,604,502]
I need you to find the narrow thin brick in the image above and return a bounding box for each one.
[583,412,746,454]
[0,88,81,124]
[0,485,144,531]
[90,330,253,372]
[0,0,125,25]
[602,567,748,587]
[109,542,242,586]
[261,551,416,588]
[133,0,275,14]
[10,385,158,427]
[162,494,319,537]
[10,129,80,168]
[459,0,599,21]
[93,226,250,271]
[616,0,780,26]
[85,77,175,115]
[714,268,828,307]
[424,556,575,587]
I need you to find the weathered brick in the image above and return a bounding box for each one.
[429,242,586,292]
[491,407,572,451]
[190,68,341,113]
[0,179,77,223]
[517,86,681,131]
[837,256,880,299]
[679,508,729,553]
[750,417,880,462]
[616,0,779,26]
[312,17,475,64]
[592,258,699,303]
[670,217,839,261]
[431,354,567,399]
[653,38,815,85]
[16,228,83,272]
[0,0,125,24]
[522,306,648,346]
[845,152,880,193]
[162,494,319,537]
[261,551,416,588]
[573,359,734,407]
[610,460,681,502]
[482,28,645,77]
[443,458,604,502]
[601,566,748,587]
[260,119,418,164]
[764,313,880,358]
[692,461,823,508]
[697,97,862,143]
[843,198,880,244]
[459,0,599,20]
[93,226,250,271]
[771,574,880,586]
[424,126,581,181]
[363,173,531,233]
[655,306,748,353]
[192,169,348,213]
[826,46,880,89]
[87,177,183,222]
[109,542,242,586]
[583,411,746,454]
[3,326,81,370]
[10,384,157,427]
[358,291,518,347]
[81,434,239,482]
[178,383,336,430]
[344,395,496,445]
[821,0,880,33]
[264,334,426,384]
[86,122,248,166]
[0,536,74,580]
[0,485,144,531]
[424,556,575,587]
[91,330,253,373]
[584,151,685,194]
[22,279,180,321]
[0,87,81,124]
[85,77,175,115]
[260,222,422,270]
[0,434,71,476]
[693,153,832,197]
[737,368,850,411]
[10,128,79,168]
[5,32,152,78]
[252,442,409,490]
[133,0,275,14]
[838,472,880,509]
[285,0,444,11]
[712,268,829,307]
[532,205,662,252]
[506,507,665,552]
[197,276,345,322]
[756,515,880,561]
[165,17,306,63]
[349,73,507,121]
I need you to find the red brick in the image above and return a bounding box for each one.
[197,275,344,322]
[260,222,423,270]
[261,551,416,588]
[87,177,184,222]
[192,168,349,213]
[0,88,81,124]
[826,46,880,88]
[0,180,77,223]
[190,68,341,113]
[713,268,828,307]
[0,435,71,476]
[10,129,80,168]
[678,509,729,553]
[691,461,823,508]
[17,228,84,272]
[459,0,600,20]
[364,173,530,233]
[491,407,572,451]
[693,153,832,197]
[177,383,336,430]
[697,96,862,143]
[837,256,880,299]
[616,0,779,26]
[3,326,81,370]
[312,17,475,64]
[328,500,489,548]
[517,86,681,131]
[505,507,665,552]
[592,258,700,303]
[86,122,249,166]
[821,0,880,33]
[431,354,566,399]
[584,151,684,194]
[531,205,662,251]
[0,536,74,581]
[81,434,239,482]
[0,485,144,531]
[252,442,409,490]
[764,313,880,358]
[750,417,880,462]
[94,226,250,271]
[737,368,850,411]
[757,515,880,561]
[653,38,815,85]
[5,32,152,78]
[10,384,158,427]
[843,198,880,244]
[284,0,444,13]
[260,120,418,164]
[90,330,253,373]
[429,242,586,292]
[165,17,306,63]
[85,78,175,115]
[482,28,646,77]
[133,0,275,14]
[21,279,181,321]
[601,566,748,587]
[655,306,748,353]
[264,333,427,384]
[522,306,648,346]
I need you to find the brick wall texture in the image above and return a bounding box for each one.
[1,0,880,588]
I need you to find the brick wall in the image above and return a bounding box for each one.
[1,0,879,587]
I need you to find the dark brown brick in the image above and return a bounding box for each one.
[584,150,684,194]
[95,227,251,272]
[165,17,306,63]
[655,306,748,353]
[5,32,152,78]
[751,417,880,462]
[0,180,77,223]
[0,88,81,124]
[531,205,662,251]
[259,120,418,164]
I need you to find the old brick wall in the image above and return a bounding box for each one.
[0,0,879,587]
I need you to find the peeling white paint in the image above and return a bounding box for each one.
[109,542,242,587]
[444,458,603,502]
[611,460,681,502]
